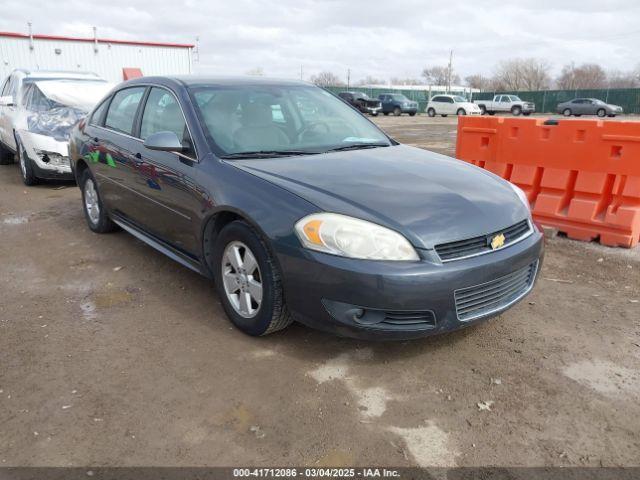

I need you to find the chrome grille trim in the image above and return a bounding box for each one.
[454,260,538,322]
[435,219,534,263]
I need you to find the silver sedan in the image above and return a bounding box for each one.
[557,98,623,117]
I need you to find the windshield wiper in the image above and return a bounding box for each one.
[220,150,318,159]
[324,143,390,153]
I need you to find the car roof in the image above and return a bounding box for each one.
[123,75,312,89]
[20,69,103,80]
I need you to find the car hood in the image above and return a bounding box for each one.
[230,145,529,250]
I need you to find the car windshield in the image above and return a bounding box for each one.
[190,84,392,157]
[453,96,466,103]
[392,94,409,101]
[356,93,370,100]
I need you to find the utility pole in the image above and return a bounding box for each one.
[447,50,453,93]
[300,65,303,81]
[347,68,351,89]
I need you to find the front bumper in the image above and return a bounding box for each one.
[278,228,544,340]
[19,131,73,179]
[364,106,382,115]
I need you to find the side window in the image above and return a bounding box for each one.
[104,87,145,135]
[90,98,110,125]
[0,78,10,96]
[8,75,19,102]
[140,87,194,155]
[446,97,454,103]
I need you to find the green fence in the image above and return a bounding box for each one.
[471,88,640,114]
[323,86,472,112]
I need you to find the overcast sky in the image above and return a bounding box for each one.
[2,0,640,83]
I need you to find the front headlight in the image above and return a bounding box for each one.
[509,182,530,211]
[295,213,419,261]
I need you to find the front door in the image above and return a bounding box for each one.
[129,86,204,256]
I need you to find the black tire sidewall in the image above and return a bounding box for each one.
[457,109,466,116]
[17,140,38,186]
[393,107,401,116]
[427,108,435,117]
[213,221,280,336]
[597,109,606,117]
[512,107,521,116]
[80,169,113,233]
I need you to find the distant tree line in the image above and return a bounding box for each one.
[309,59,640,91]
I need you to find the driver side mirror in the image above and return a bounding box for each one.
[143,131,185,153]
[0,96,15,107]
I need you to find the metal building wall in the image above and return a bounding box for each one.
[0,35,192,83]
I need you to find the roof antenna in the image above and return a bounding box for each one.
[28,22,34,51]
[93,26,99,53]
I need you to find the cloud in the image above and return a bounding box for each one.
[1,0,639,82]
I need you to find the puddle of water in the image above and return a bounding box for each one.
[563,359,640,397]
[389,422,458,467]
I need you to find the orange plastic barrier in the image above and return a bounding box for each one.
[456,116,640,248]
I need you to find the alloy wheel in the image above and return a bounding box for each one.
[221,241,263,318]
[84,179,100,226]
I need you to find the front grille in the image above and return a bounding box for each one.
[379,310,436,329]
[435,219,532,262]
[454,261,538,321]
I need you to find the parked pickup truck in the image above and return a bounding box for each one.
[474,95,535,116]
[337,92,382,116]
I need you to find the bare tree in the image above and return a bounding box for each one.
[356,75,387,86]
[493,58,551,91]
[310,71,344,87]
[465,74,492,90]
[422,66,459,86]
[389,77,423,86]
[556,63,607,90]
[607,69,640,88]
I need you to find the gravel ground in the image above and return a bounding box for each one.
[0,115,639,468]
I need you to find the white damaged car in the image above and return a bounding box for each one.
[0,70,113,185]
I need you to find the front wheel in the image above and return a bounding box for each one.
[511,106,522,116]
[370,112,378,117]
[393,107,401,116]
[456,108,466,116]
[80,169,117,233]
[213,221,292,336]
[16,140,38,186]
[597,109,606,118]
[427,108,436,117]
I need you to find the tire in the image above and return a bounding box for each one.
[441,115,448,117]
[0,142,13,165]
[479,105,486,115]
[393,107,401,116]
[456,108,466,116]
[213,220,292,336]
[607,114,616,118]
[409,112,416,116]
[523,112,532,116]
[383,112,389,116]
[563,109,572,117]
[427,108,436,117]
[16,139,38,186]
[488,111,495,116]
[511,106,522,116]
[80,169,117,233]
[371,112,378,117]
[597,109,606,118]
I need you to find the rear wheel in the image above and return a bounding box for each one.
[597,108,606,118]
[393,107,401,116]
[427,108,436,117]
[383,112,389,116]
[80,169,117,233]
[16,139,38,186]
[479,105,486,115]
[456,108,466,116]
[213,221,292,336]
[563,109,572,117]
[409,112,416,116]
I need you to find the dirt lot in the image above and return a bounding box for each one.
[1,115,639,468]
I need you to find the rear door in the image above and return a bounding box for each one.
[91,86,147,221]
[130,86,202,255]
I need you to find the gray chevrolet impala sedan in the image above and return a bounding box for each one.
[69,76,543,340]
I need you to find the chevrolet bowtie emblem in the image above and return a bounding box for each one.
[491,233,506,250]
